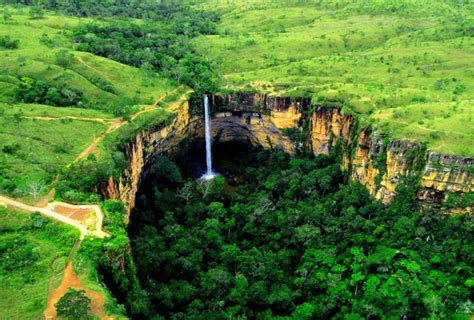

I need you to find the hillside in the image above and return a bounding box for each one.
[194,0,474,155]
[0,7,181,196]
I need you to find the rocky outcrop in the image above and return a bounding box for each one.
[102,101,192,215]
[311,107,355,154]
[101,96,300,214]
[209,113,294,152]
[419,153,474,202]
[350,131,427,203]
[213,92,473,205]
[104,91,472,213]
[213,93,310,114]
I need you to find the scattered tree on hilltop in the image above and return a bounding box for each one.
[55,288,91,320]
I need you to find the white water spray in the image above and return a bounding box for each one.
[201,94,216,180]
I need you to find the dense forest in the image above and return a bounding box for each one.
[121,143,474,319]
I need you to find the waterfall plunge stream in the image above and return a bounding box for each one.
[201,94,216,180]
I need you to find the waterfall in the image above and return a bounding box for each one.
[202,94,216,180]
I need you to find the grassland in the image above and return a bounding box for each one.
[0,113,107,190]
[0,8,181,194]
[0,9,176,108]
[0,102,115,118]
[194,0,474,155]
[0,207,79,319]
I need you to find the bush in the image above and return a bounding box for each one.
[62,190,100,204]
[429,131,441,139]
[28,6,44,20]
[0,179,16,193]
[0,238,39,272]
[2,143,20,154]
[55,49,74,68]
[0,35,19,49]
[14,77,85,107]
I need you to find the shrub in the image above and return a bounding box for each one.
[2,143,20,154]
[28,6,44,20]
[55,49,74,68]
[14,77,85,107]
[0,238,39,271]
[0,35,19,49]
[453,84,466,95]
[429,131,441,139]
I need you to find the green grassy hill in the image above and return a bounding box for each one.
[0,7,179,195]
[0,2,472,320]
[194,0,473,155]
[0,10,176,108]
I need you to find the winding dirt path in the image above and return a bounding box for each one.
[0,195,107,239]
[0,195,110,317]
[76,55,113,83]
[0,194,110,317]
[69,118,122,166]
[0,88,191,319]
[70,86,185,165]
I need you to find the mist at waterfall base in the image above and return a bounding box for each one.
[200,94,217,180]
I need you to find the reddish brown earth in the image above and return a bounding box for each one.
[44,262,111,319]
[54,206,92,221]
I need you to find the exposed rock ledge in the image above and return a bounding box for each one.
[102,92,473,214]
[101,99,297,215]
[214,92,473,204]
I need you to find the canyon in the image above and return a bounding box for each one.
[101,92,473,214]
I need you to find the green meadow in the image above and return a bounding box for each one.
[0,8,180,194]
[194,0,474,155]
[0,102,115,118]
[0,10,176,108]
[0,114,107,188]
[0,207,78,319]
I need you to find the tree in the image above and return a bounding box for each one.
[124,142,472,318]
[292,303,316,320]
[196,179,212,199]
[28,6,44,20]
[22,180,46,200]
[177,181,194,203]
[55,49,74,68]
[55,288,91,320]
[2,10,12,24]
[0,35,19,49]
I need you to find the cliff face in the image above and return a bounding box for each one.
[214,93,310,114]
[311,107,355,154]
[349,131,426,203]
[205,113,294,153]
[101,96,299,214]
[419,153,474,201]
[214,93,473,205]
[102,101,192,215]
[105,92,472,213]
